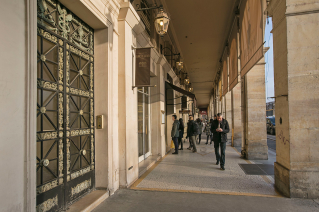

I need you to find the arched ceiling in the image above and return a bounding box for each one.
[163,0,238,108]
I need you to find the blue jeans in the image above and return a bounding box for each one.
[173,137,179,153]
[214,141,226,166]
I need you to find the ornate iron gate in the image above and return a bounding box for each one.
[36,1,95,211]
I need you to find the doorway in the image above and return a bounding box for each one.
[36,1,95,210]
[138,87,151,162]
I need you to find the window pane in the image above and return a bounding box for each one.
[138,92,144,157]
[144,95,149,154]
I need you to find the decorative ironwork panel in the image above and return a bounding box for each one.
[37,28,64,191]
[37,0,94,54]
[37,1,94,211]
[66,44,94,182]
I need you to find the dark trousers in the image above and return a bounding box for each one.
[198,134,202,144]
[206,135,212,144]
[178,137,183,149]
[173,137,179,153]
[214,141,226,166]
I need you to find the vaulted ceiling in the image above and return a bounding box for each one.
[163,0,238,108]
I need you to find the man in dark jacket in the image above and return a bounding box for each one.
[186,115,197,152]
[178,118,184,150]
[171,115,180,154]
[196,118,203,144]
[204,119,213,145]
[211,113,230,170]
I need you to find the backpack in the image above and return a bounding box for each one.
[193,122,199,135]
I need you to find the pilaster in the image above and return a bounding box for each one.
[118,2,144,187]
[225,92,232,140]
[242,57,268,160]
[268,0,319,198]
[231,83,242,147]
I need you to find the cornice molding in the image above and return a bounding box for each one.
[118,2,145,35]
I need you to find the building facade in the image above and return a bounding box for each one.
[1,0,196,211]
[1,0,319,211]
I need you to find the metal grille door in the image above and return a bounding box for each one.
[36,1,95,211]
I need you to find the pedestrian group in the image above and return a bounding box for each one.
[171,113,230,170]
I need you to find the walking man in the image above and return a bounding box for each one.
[211,113,229,170]
[204,119,213,145]
[178,118,184,150]
[197,118,203,144]
[171,115,180,155]
[186,115,197,153]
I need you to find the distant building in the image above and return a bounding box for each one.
[266,101,275,117]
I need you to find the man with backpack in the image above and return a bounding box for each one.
[186,115,198,153]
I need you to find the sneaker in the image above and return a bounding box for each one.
[220,166,225,170]
[205,143,208,145]
[192,150,197,153]
[187,147,192,150]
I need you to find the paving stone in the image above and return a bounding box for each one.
[136,142,277,196]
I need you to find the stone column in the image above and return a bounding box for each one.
[151,56,167,157]
[225,92,232,141]
[231,83,242,147]
[222,96,226,118]
[241,57,268,160]
[118,3,144,187]
[268,0,319,198]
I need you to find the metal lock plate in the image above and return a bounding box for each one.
[96,115,103,129]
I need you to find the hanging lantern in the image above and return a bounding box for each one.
[154,8,170,36]
[184,75,190,85]
[188,83,193,92]
[176,61,183,71]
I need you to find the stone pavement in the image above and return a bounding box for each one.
[132,141,277,197]
[93,138,319,212]
[93,189,319,212]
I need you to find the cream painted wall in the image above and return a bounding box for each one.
[94,29,110,189]
[118,19,139,187]
[150,55,167,157]
[0,1,28,211]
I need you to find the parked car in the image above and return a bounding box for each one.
[266,117,276,135]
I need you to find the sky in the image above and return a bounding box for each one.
[264,17,274,103]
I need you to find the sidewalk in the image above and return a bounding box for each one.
[93,189,319,212]
[131,141,277,197]
[93,138,319,212]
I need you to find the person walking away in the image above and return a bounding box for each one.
[186,115,197,152]
[186,119,193,149]
[209,118,214,144]
[211,113,229,170]
[196,118,203,144]
[171,115,180,155]
[211,115,217,145]
[178,118,184,150]
[204,119,213,145]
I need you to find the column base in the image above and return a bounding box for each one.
[245,142,268,160]
[275,162,319,198]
